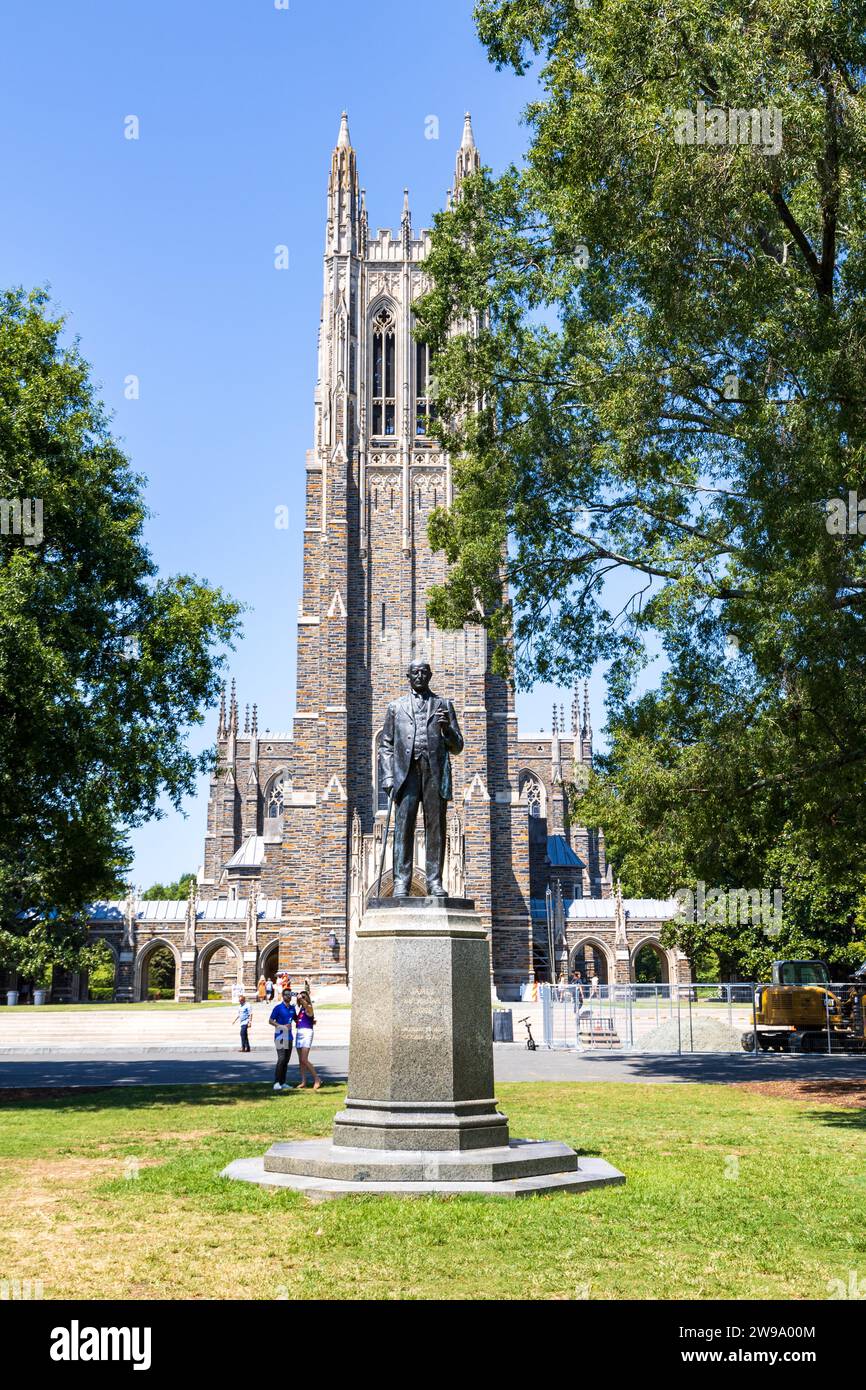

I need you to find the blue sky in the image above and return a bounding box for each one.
[1,0,646,889]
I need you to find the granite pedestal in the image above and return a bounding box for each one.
[222,897,625,1199]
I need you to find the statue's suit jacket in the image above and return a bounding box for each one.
[380,692,464,802]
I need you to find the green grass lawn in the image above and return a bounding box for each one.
[0,1081,862,1300]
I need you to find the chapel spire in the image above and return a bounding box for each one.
[326,110,360,254]
[580,680,593,765]
[454,111,481,198]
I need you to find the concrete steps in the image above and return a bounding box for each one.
[0,997,544,1053]
[0,1004,352,1050]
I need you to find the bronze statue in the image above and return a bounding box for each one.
[380,661,464,897]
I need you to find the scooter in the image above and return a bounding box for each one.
[518,1016,537,1051]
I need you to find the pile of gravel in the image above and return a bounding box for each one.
[636,1016,742,1053]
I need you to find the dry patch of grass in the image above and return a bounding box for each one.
[733,1078,866,1108]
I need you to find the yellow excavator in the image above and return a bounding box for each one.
[741,959,866,1053]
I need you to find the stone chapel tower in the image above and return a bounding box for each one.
[274,112,533,988]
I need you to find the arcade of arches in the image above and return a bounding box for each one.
[564,936,679,987]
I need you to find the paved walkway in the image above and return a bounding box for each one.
[1,1046,864,1090]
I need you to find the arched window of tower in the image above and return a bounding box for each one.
[415,337,435,436]
[371,306,396,437]
[264,772,290,839]
[519,771,545,819]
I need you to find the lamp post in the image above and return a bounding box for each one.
[544,884,556,985]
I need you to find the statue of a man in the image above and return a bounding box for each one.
[380,661,464,897]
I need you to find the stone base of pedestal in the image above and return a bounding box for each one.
[331,898,510,1151]
[221,1146,624,1199]
[221,896,626,1200]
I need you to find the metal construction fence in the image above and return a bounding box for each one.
[538,981,862,1054]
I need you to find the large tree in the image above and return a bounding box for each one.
[0,289,242,978]
[416,0,866,973]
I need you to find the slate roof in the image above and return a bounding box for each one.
[225,835,265,869]
[87,898,282,924]
[546,834,583,868]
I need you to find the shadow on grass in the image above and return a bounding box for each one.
[608,1052,866,1083]
[0,1082,346,1115]
[804,1108,866,1131]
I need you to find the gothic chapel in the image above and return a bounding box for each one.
[65,115,685,1004]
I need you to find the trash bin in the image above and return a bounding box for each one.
[492,1008,513,1042]
[33,989,47,1006]
[6,991,18,1007]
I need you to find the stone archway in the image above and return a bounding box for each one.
[82,937,119,1002]
[569,938,612,989]
[259,939,280,983]
[134,940,180,1002]
[631,938,671,985]
[197,938,243,1001]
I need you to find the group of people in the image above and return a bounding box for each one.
[253,974,284,1004]
[231,974,321,1092]
[554,970,601,1005]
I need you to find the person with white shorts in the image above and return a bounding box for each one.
[293,991,320,1090]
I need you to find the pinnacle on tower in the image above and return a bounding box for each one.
[229,678,238,735]
[244,703,250,735]
[327,110,360,254]
[582,680,592,739]
[454,111,481,198]
[571,684,579,734]
[251,703,258,736]
[401,187,411,253]
[217,682,226,740]
[552,704,558,736]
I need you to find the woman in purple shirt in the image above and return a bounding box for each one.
[294,991,321,1090]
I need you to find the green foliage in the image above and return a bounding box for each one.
[145,946,176,994]
[141,873,196,901]
[0,289,242,972]
[416,0,866,972]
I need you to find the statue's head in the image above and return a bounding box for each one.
[406,660,432,694]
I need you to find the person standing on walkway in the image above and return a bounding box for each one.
[233,995,252,1053]
[257,975,266,1004]
[265,977,275,1003]
[294,991,321,1091]
[269,988,297,1091]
